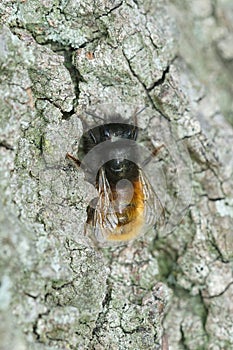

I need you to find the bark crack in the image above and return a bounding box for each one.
[203,281,233,299]
[122,48,171,120]
[147,65,170,92]
[0,141,14,151]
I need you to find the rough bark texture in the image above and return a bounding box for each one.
[0,1,232,350]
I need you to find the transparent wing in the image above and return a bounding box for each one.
[90,167,118,243]
[86,167,164,245]
[138,168,165,228]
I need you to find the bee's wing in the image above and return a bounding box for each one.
[86,167,164,245]
[91,167,118,243]
[139,169,165,227]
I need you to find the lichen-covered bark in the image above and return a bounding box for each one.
[0,1,232,350]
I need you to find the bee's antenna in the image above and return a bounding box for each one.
[78,110,105,132]
[132,106,148,126]
[135,106,147,116]
[131,106,147,139]
[85,110,105,121]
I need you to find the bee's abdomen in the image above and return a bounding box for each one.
[112,178,145,236]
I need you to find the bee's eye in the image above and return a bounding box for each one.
[126,129,133,138]
[104,128,110,138]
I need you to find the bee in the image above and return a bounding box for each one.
[66,116,164,246]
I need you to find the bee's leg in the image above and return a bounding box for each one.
[86,205,95,225]
[84,197,99,237]
[65,152,81,167]
[83,206,93,236]
[142,144,165,167]
[151,144,165,157]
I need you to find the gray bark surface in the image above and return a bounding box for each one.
[0,1,232,350]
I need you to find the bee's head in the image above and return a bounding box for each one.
[97,123,138,144]
[104,159,139,184]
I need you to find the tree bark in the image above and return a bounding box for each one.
[0,1,232,350]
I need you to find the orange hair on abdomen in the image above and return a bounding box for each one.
[107,179,145,241]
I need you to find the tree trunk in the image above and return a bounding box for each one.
[0,1,232,349]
